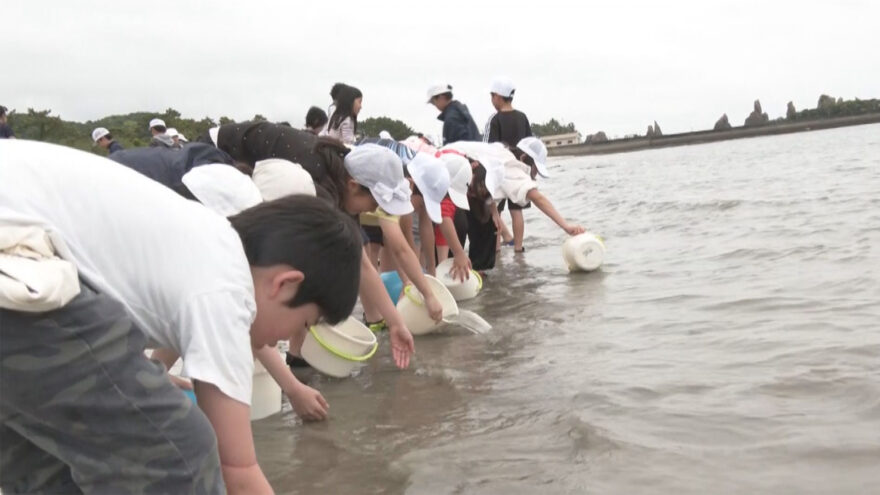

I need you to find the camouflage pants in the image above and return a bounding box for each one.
[0,284,224,494]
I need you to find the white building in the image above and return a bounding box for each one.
[539,132,581,148]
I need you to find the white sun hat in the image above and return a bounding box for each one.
[345,144,413,215]
[91,127,110,143]
[426,83,453,103]
[517,136,550,178]
[489,76,516,98]
[436,152,471,210]
[148,118,166,130]
[252,158,316,200]
[181,164,263,216]
[408,152,450,224]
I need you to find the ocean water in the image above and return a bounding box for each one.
[255,124,880,494]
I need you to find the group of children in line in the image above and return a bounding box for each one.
[0,78,585,494]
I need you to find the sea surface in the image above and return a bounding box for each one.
[256,124,880,494]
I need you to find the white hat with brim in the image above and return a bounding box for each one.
[408,153,450,224]
[149,118,166,130]
[166,128,179,138]
[91,127,110,143]
[181,164,263,217]
[253,158,316,200]
[437,152,471,210]
[489,77,516,98]
[517,137,550,178]
[426,83,453,103]
[346,144,414,216]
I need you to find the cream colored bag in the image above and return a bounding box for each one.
[0,226,80,312]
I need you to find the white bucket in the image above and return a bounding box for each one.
[300,317,378,378]
[396,275,459,335]
[250,358,282,421]
[563,232,606,272]
[435,258,483,301]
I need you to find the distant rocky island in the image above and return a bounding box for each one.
[555,95,880,157]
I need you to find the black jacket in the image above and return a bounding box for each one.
[109,143,234,193]
[108,141,124,154]
[438,101,481,144]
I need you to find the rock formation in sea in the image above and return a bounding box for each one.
[787,101,797,120]
[744,100,770,127]
[646,125,655,137]
[817,94,837,111]
[714,114,732,131]
[585,131,608,144]
[653,121,662,136]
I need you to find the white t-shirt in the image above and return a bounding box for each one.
[0,140,257,405]
[441,141,537,204]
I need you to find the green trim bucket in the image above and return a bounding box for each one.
[301,317,378,378]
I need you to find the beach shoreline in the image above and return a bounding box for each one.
[548,113,880,157]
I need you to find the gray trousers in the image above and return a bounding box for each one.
[0,284,224,494]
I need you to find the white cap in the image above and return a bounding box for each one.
[408,153,450,224]
[252,158,316,200]
[178,133,188,142]
[345,144,413,216]
[489,77,516,98]
[149,118,166,130]
[181,164,263,217]
[91,127,110,143]
[166,128,179,138]
[378,130,392,140]
[437,152,471,210]
[426,83,453,103]
[517,137,550,178]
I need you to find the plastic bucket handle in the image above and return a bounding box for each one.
[471,270,483,290]
[403,284,424,306]
[308,326,378,362]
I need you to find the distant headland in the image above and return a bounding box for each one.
[548,95,880,157]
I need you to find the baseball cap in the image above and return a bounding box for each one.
[252,158,316,200]
[426,83,453,103]
[517,137,550,178]
[178,133,188,142]
[181,164,263,216]
[489,77,516,98]
[437,152,471,210]
[91,127,110,143]
[166,128,179,138]
[408,153,450,223]
[345,144,413,216]
[149,118,166,130]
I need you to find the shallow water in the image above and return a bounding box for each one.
[255,124,880,494]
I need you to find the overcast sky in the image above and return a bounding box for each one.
[4,0,878,138]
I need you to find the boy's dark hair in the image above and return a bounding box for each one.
[152,125,167,133]
[500,95,513,103]
[0,106,7,117]
[105,132,113,140]
[329,85,363,134]
[229,195,363,324]
[436,92,453,101]
[306,106,329,129]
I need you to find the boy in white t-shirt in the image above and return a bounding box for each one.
[0,140,363,494]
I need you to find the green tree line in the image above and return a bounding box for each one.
[7,107,584,152]
[788,95,880,121]
[6,108,262,155]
